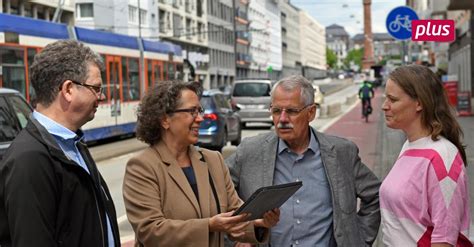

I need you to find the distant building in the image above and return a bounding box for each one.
[75,0,158,39]
[299,11,326,79]
[156,0,209,88]
[280,0,302,78]
[234,0,251,79]
[207,0,235,88]
[0,0,75,24]
[247,0,282,80]
[352,33,401,64]
[326,24,349,68]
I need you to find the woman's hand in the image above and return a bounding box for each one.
[209,211,250,234]
[253,208,280,228]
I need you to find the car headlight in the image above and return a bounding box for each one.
[236,103,245,109]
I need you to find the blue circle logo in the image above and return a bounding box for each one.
[386,6,419,40]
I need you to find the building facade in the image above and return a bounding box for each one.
[207,0,235,89]
[1,0,75,24]
[75,0,158,39]
[247,0,282,80]
[326,24,349,69]
[234,0,250,79]
[157,0,209,88]
[299,11,326,79]
[280,0,301,78]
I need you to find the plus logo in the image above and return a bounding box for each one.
[386,6,456,42]
[412,20,455,42]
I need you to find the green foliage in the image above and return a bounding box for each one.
[326,48,338,69]
[344,48,364,70]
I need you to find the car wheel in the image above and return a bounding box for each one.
[231,126,242,146]
[217,130,228,151]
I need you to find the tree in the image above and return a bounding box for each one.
[344,48,364,70]
[326,48,338,69]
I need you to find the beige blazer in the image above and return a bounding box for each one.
[123,142,266,246]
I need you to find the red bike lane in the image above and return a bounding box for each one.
[323,88,384,171]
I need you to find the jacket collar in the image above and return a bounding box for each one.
[152,142,211,218]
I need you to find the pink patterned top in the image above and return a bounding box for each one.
[380,136,472,246]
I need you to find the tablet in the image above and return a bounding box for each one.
[233,181,303,220]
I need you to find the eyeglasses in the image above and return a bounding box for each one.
[70,80,104,96]
[169,106,204,118]
[270,104,314,117]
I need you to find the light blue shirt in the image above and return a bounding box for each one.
[271,128,336,247]
[33,111,115,247]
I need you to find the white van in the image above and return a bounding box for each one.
[231,79,273,128]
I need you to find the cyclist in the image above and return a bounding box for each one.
[359,80,375,117]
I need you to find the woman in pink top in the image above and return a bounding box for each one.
[380,65,471,247]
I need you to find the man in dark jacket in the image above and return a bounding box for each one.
[0,40,120,247]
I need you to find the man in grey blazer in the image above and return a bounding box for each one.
[226,75,380,246]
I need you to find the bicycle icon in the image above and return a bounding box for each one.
[388,14,412,32]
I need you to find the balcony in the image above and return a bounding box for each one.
[235,8,249,25]
[185,0,192,13]
[236,52,252,68]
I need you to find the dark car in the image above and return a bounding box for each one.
[198,90,242,151]
[0,88,33,161]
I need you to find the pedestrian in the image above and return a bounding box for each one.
[122,80,279,246]
[380,64,471,246]
[0,40,120,246]
[226,75,381,246]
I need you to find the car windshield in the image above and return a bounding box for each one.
[0,97,20,142]
[233,83,271,97]
[200,96,212,109]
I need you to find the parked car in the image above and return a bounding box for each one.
[313,85,324,106]
[198,89,242,151]
[231,79,273,128]
[0,88,33,161]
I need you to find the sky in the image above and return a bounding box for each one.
[291,0,406,37]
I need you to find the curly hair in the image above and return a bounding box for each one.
[136,80,202,145]
[29,40,104,107]
[389,65,467,165]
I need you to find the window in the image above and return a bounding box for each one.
[129,5,138,23]
[0,47,26,96]
[159,9,167,33]
[140,9,147,25]
[77,3,93,18]
[127,58,140,101]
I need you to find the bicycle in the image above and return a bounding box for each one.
[388,14,412,33]
[362,100,372,123]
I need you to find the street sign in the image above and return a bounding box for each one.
[386,6,419,40]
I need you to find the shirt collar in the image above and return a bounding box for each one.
[32,111,83,142]
[277,127,318,154]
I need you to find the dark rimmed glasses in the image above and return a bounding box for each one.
[269,104,314,117]
[169,106,204,118]
[70,80,104,96]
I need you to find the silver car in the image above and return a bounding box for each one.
[231,79,273,128]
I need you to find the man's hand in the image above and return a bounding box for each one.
[254,208,280,228]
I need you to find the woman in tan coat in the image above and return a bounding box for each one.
[123,81,279,246]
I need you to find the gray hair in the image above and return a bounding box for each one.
[271,75,315,105]
[29,40,104,106]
